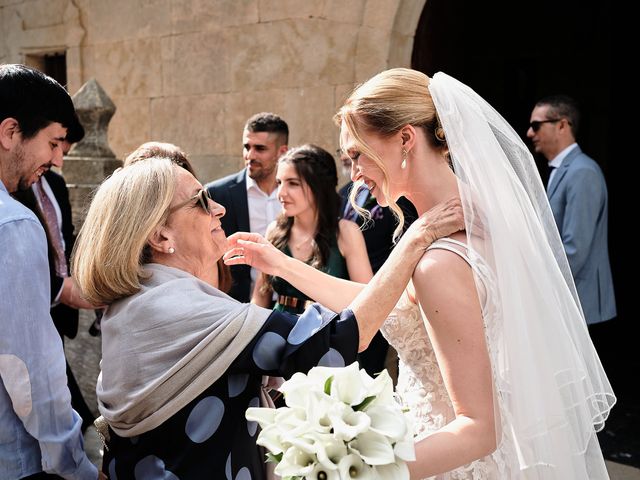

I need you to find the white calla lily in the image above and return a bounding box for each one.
[330,362,370,406]
[305,391,337,434]
[366,369,395,407]
[313,434,347,470]
[393,438,417,462]
[283,431,319,455]
[372,461,410,480]
[274,446,316,477]
[255,424,287,454]
[274,405,307,430]
[245,406,277,428]
[366,405,407,441]
[337,453,374,479]
[348,430,395,465]
[305,462,341,480]
[328,403,371,441]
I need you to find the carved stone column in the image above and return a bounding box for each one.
[63,78,121,229]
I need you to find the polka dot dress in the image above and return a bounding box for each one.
[102,305,358,479]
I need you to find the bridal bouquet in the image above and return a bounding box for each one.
[246,362,415,479]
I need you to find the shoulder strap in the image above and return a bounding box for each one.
[426,237,472,266]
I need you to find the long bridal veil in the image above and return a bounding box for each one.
[429,73,615,479]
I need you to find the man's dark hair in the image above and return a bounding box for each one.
[535,94,580,137]
[0,64,84,141]
[244,112,289,145]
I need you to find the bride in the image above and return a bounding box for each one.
[225,69,615,479]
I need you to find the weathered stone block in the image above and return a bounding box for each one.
[84,38,162,98]
[150,93,226,157]
[258,0,324,22]
[81,0,171,45]
[227,19,357,90]
[170,0,259,32]
[195,154,242,184]
[160,30,230,96]
[107,96,150,160]
[362,0,399,30]
[355,26,391,81]
[19,0,66,29]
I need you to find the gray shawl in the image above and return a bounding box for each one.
[97,263,271,437]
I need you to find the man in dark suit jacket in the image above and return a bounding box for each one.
[338,151,417,378]
[14,143,96,432]
[206,113,288,302]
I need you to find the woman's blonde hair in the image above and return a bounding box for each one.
[335,67,447,240]
[72,158,177,305]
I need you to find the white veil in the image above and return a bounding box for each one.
[428,73,615,479]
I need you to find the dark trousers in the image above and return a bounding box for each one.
[588,318,623,393]
[66,360,95,431]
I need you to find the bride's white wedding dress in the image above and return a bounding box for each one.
[381,237,507,479]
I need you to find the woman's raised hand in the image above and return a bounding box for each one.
[407,197,465,250]
[223,232,288,276]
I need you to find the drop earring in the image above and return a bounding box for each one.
[401,148,408,169]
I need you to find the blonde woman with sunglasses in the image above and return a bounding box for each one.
[72,156,462,479]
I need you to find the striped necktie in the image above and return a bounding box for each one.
[36,180,68,277]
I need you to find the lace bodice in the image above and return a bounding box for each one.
[380,238,502,480]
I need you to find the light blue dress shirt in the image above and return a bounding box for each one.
[0,180,97,479]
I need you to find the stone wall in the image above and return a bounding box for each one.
[1,0,425,183]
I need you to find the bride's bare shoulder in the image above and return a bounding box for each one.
[414,235,471,284]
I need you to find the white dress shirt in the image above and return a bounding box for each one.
[245,173,281,290]
[547,143,578,187]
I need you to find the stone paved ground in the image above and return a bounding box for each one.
[66,310,640,478]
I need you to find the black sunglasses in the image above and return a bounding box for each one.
[170,188,212,215]
[529,118,563,132]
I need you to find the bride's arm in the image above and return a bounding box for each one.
[225,235,365,312]
[408,248,496,478]
[225,198,464,351]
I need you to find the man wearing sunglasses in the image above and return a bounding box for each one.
[527,95,616,336]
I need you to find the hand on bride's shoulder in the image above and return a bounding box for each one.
[406,197,464,248]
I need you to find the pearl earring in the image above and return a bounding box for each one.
[401,148,408,169]
[168,247,175,254]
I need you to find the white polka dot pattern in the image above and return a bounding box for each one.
[228,374,249,398]
[184,396,225,443]
[287,307,324,345]
[134,455,179,479]
[252,332,287,370]
[235,467,252,480]
[318,348,345,367]
[246,397,260,436]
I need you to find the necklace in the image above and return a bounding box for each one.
[291,234,314,250]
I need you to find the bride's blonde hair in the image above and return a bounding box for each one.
[335,67,447,240]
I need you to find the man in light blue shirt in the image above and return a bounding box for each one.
[0,64,98,480]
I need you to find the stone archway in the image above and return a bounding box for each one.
[352,0,427,83]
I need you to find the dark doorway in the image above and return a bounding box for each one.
[26,52,67,90]
[411,0,635,467]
